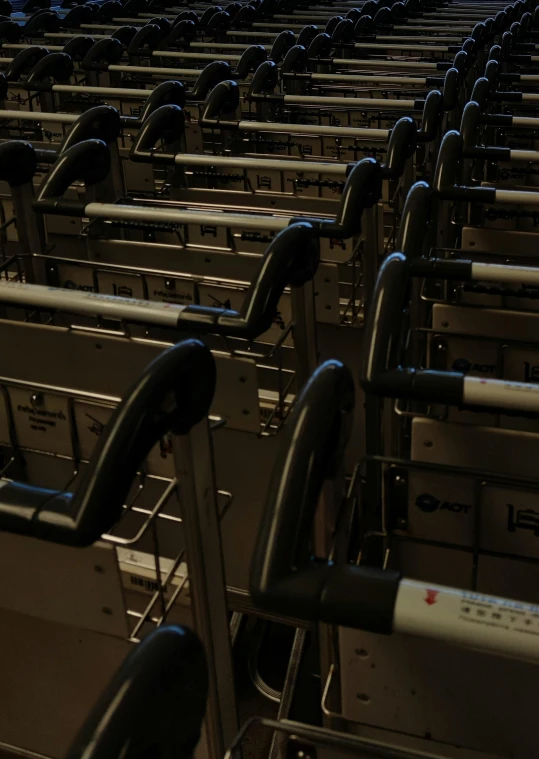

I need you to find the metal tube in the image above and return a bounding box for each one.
[282,94,416,108]
[334,59,439,69]
[312,73,427,84]
[354,43,450,52]
[84,202,292,230]
[152,50,242,61]
[495,189,539,206]
[395,577,539,663]
[108,64,200,75]
[237,120,390,139]
[0,282,186,325]
[509,149,539,161]
[52,84,154,98]
[472,262,539,286]
[0,110,78,123]
[174,153,349,175]
[511,117,539,128]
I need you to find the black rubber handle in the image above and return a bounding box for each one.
[130,103,185,159]
[5,46,49,81]
[189,61,232,102]
[26,51,73,87]
[139,80,185,122]
[233,44,267,79]
[61,106,121,152]
[250,359,401,632]
[0,340,215,547]
[383,116,417,179]
[269,30,295,63]
[0,140,37,187]
[177,222,320,340]
[67,627,207,759]
[35,139,110,210]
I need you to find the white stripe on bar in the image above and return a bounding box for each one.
[354,43,450,51]
[84,202,292,230]
[511,116,539,127]
[108,64,201,76]
[282,94,416,108]
[174,153,349,174]
[463,375,539,412]
[335,59,439,69]
[395,578,539,664]
[471,262,539,286]
[509,149,539,162]
[152,50,242,61]
[312,73,427,84]
[237,120,390,138]
[0,110,78,123]
[495,189,539,206]
[52,84,154,98]
[0,281,186,326]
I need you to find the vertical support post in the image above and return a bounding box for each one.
[291,278,319,390]
[172,418,238,759]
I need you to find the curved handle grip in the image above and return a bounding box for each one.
[62,35,96,62]
[62,4,93,28]
[189,61,232,101]
[201,78,240,123]
[130,103,185,158]
[0,140,37,187]
[281,44,307,74]
[67,626,207,759]
[269,30,295,63]
[315,157,383,239]
[5,46,49,81]
[61,105,121,152]
[205,10,230,33]
[233,44,267,79]
[250,360,399,632]
[26,51,73,87]
[139,81,185,123]
[330,18,354,44]
[0,339,215,547]
[23,9,59,35]
[165,19,196,48]
[0,20,21,43]
[148,17,171,36]
[307,32,332,59]
[127,23,163,55]
[248,59,279,98]
[383,116,417,179]
[95,0,123,22]
[296,26,318,48]
[417,90,443,143]
[35,139,111,212]
[177,222,320,340]
[81,37,123,70]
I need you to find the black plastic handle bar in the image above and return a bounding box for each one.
[248,359,400,630]
[4,45,49,81]
[0,339,215,547]
[67,626,207,759]
[26,51,74,88]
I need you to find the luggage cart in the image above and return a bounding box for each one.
[0,327,236,759]
[250,353,539,758]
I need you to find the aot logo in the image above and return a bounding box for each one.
[415,493,472,515]
[452,358,496,374]
[64,280,95,292]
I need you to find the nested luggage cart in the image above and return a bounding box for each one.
[0,331,236,758]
